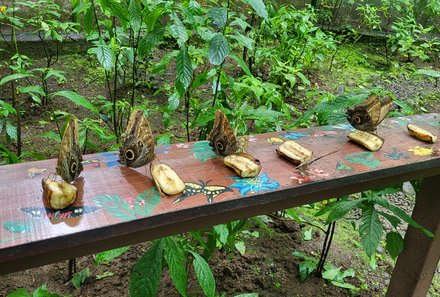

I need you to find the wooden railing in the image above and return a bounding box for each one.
[1,113,439,297]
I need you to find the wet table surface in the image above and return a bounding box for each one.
[0,114,439,274]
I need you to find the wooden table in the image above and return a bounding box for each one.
[1,114,439,297]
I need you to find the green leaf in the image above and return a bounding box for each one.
[170,13,188,47]
[229,33,254,51]
[6,122,17,141]
[208,34,229,65]
[167,92,180,111]
[359,206,383,257]
[377,211,400,229]
[32,284,69,297]
[156,134,171,146]
[235,241,246,255]
[388,205,433,237]
[331,280,358,290]
[176,47,193,90]
[164,237,187,297]
[42,131,61,142]
[128,0,142,32]
[298,259,317,282]
[0,99,16,114]
[51,91,98,113]
[99,0,129,27]
[138,28,165,57]
[6,288,31,297]
[129,239,164,297]
[303,228,312,241]
[0,73,33,86]
[322,267,341,281]
[207,7,227,30]
[386,231,404,260]
[17,85,45,96]
[189,251,216,297]
[413,69,440,78]
[324,199,364,224]
[247,0,269,21]
[84,4,94,35]
[229,53,253,77]
[96,271,114,279]
[95,40,115,70]
[72,268,90,288]
[213,224,229,245]
[95,246,130,265]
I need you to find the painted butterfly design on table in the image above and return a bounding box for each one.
[207,110,238,156]
[173,181,233,203]
[347,95,393,132]
[119,109,155,167]
[56,116,83,183]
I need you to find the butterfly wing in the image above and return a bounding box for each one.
[56,116,83,183]
[207,110,238,156]
[119,109,155,168]
[347,95,393,131]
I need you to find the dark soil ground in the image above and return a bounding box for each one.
[0,39,439,297]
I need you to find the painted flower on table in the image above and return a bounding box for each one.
[290,168,329,184]
[85,152,120,168]
[321,124,354,131]
[27,168,47,177]
[312,130,338,138]
[229,172,280,196]
[280,132,307,140]
[192,140,217,162]
[176,143,190,149]
[155,144,171,155]
[408,146,437,156]
[267,137,284,144]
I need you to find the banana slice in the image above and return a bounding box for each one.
[347,130,384,151]
[150,163,185,196]
[276,140,313,166]
[224,153,262,178]
[42,178,77,210]
[407,124,437,143]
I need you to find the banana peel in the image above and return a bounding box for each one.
[150,162,185,196]
[224,153,262,178]
[42,178,77,210]
[276,140,313,166]
[407,124,437,143]
[348,130,383,151]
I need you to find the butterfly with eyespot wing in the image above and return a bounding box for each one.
[56,116,83,183]
[207,110,238,156]
[173,180,233,203]
[347,95,393,132]
[119,109,155,168]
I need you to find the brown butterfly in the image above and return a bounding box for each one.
[56,116,83,183]
[119,109,155,168]
[207,110,238,156]
[347,95,393,132]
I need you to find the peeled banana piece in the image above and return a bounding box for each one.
[276,140,313,166]
[347,130,384,151]
[42,178,78,209]
[224,153,262,178]
[407,124,437,143]
[150,163,185,196]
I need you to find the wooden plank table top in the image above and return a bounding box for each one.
[0,114,439,276]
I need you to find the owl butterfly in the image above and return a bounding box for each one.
[208,110,238,156]
[119,109,155,168]
[347,95,393,132]
[56,116,83,183]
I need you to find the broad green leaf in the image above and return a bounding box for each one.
[247,0,268,21]
[377,211,400,229]
[176,47,193,90]
[51,91,98,113]
[129,239,164,297]
[229,53,253,77]
[164,237,187,297]
[156,134,171,146]
[331,280,358,290]
[138,28,164,57]
[322,267,341,281]
[303,228,312,241]
[168,92,180,111]
[298,259,317,282]
[6,122,17,141]
[325,199,364,224]
[95,246,130,265]
[213,224,229,245]
[229,32,254,51]
[388,205,433,237]
[42,131,61,142]
[0,100,16,114]
[285,209,303,223]
[94,40,115,70]
[207,7,227,30]
[386,231,404,260]
[99,0,129,27]
[208,34,229,65]
[128,0,142,32]
[6,288,31,297]
[84,4,94,35]
[170,13,188,47]
[413,69,440,78]
[0,73,33,86]
[72,268,90,288]
[359,206,383,257]
[17,85,45,96]
[32,284,69,297]
[189,251,216,297]
[235,241,246,255]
